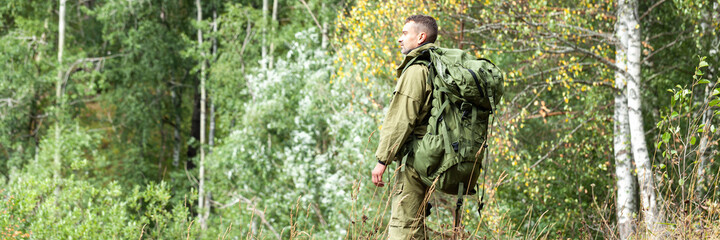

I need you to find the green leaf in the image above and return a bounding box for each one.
[662,132,670,143]
[671,111,679,118]
[710,99,720,107]
[699,60,709,68]
[699,79,711,84]
[690,136,696,145]
[696,69,704,76]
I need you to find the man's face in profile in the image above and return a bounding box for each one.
[398,21,424,55]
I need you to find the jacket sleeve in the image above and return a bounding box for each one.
[375,65,429,165]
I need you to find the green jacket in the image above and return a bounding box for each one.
[375,43,435,165]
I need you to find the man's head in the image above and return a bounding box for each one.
[398,15,438,54]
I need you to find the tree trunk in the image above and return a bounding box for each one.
[196,0,207,231]
[209,5,217,155]
[262,0,268,70]
[614,2,637,237]
[321,3,328,49]
[620,0,664,235]
[55,0,66,194]
[269,0,278,69]
[172,84,181,168]
[202,4,218,227]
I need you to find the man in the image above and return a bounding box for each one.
[371,15,438,240]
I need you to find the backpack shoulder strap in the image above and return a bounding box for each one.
[400,49,432,74]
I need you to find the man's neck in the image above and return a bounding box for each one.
[405,42,430,55]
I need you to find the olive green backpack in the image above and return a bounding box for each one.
[400,47,503,217]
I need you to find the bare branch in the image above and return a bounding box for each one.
[0,98,20,108]
[240,15,254,57]
[530,118,592,169]
[515,62,595,81]
[527,79,616,90]
[507,12,629,80]
[639,0,667,21]
[642,34,696,64]
[297,0,336,51]
[62,54,125,91]
[646,64,682,82]
[67,96,99,106]
[647,29,692,42]
[463,22,524,34]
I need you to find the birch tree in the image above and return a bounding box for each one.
[613,8,637,236]
[618,0,663,235]
[268,0,278,69]
[55,0,66,189]
[262,0,268,70]
[196,0,208,230]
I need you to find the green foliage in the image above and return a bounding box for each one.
[653,57,720,237]
[1,172,196,239]
[1,0,719,239]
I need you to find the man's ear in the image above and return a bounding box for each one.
[417,32,427,44]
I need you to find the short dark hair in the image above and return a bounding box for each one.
[405,15,438,43]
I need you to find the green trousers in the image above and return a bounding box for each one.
[388,166,431,240]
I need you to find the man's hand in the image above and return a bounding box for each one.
[371,162,387,187]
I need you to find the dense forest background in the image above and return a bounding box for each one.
[1,0,719,239]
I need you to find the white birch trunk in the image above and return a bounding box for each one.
[620,0,664,236]
[262,0,268,70]
[321,2,328,49]
[209,6,217,154]
[55,0,66,191]
[614,2,637,237]
[172,88,181,167]
[269,0,278,69]
[202,5,218,226]
[196,0,207,231]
